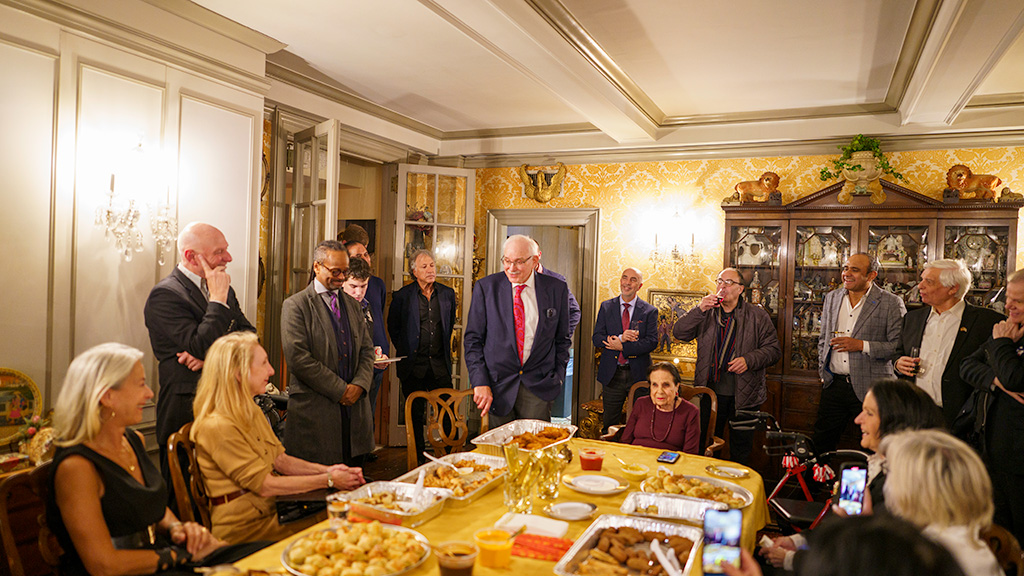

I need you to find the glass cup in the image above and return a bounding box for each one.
[325,493,348,527]
[434,541,478,576]
[579,448,605,471]
[474,528,514,569]
[910,347,926,375]
[536,445,568,500]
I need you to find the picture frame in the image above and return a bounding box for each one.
[648,289,706,363]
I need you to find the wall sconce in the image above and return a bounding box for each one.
[95,174,144,262]
[151,201,177,266]
[649,210,700,275]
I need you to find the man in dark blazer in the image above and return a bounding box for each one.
[144,221,254,491]
[281,240,375,467]
[387,249,457,462]
[465,235,571,427]
[894,259,1004,427]
[960,268,1024,544]
[815,253,906,455]
[593,267,658,431]
[531,239,581,338]
[341,225,389,417]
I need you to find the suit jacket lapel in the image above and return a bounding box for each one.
[951,304,977,355]
[851,286,881,338]
[531,276,551,357]
[172,268,208,311]
[307,284,338,367]
[497,276,516,352]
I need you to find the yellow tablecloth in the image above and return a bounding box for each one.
[235,439,769,575]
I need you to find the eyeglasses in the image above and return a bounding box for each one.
[501,256,535,267]
[317,263,348,278]
[715,278,742,286]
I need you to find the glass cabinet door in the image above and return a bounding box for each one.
[867,224,930,308]
[789,225,853,373]
[943,224,1010,311]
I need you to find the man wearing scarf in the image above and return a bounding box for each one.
[673,268,781,465]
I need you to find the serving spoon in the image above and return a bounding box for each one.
[423,452,474,475]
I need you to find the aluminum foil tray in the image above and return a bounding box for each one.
[394,452,507,507]
[620,490,727,524]
[641,473,754,509]
[553,514,702,576]
[332,481,452,527]
[471,419,577,457]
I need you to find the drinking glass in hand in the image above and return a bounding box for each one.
[910,347,926,375]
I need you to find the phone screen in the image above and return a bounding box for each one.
[657,451,680,464]
[702,508,742,574]
[837,467,867,516]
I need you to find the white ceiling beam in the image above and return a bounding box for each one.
[420,0,658,143]
[899,0,1024,125]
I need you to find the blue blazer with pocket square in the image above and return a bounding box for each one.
[593,296,659,385]
[463,271,571,417]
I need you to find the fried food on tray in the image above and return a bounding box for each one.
[643,470,745,508]
[508,426,570,450]
[285,521,425,576]
[422,459,506,497]
[353,491,439,512]
[575,526,693,575]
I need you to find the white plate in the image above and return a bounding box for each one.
[562,473,629,495]
[545,501,598,521]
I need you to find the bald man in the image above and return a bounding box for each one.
[144,222,254,489]
[593,267,659,431]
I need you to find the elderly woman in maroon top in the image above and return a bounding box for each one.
[620,362,701,454]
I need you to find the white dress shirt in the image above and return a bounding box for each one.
[513,271,539,363]
[829,284,874,375]
[916,299,966,406]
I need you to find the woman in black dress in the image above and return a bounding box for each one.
[48,343,224,575]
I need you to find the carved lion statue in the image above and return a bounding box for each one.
[735,171,781,202]
[946,164,1002,200]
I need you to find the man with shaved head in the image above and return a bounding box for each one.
[144,222,254,494]
[465,234,571,426]
[593,267,658,431]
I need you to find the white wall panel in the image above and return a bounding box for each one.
[0,41,57,398]
[177,96,256,313]
[73,66,164,357]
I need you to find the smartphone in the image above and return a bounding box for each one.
[837,465,867,516]
[702,508,742,574]
[656,451,680,464]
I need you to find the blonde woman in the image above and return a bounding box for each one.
[882,429,1001,576]
[48,343,224,576]
[191,332,364,544]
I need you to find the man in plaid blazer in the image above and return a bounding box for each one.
[815,253,906,455]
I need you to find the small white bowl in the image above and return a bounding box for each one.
[544,501,598,521]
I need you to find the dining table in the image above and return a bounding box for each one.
[234,438,770,575]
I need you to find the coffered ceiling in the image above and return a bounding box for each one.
[183,0,1024,162]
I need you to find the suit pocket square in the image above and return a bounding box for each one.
[546,308,556,318]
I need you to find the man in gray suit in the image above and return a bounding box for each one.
[282,240,375,467]
[815,253,906,455]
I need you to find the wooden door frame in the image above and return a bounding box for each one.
[486,208,601,419]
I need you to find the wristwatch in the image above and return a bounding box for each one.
[327,472,334,489]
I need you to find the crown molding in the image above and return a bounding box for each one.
[139,0,285,54]
[431,129,1024,168]
[2,0,271,94]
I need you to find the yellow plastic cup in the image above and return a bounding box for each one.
[473,528,514,569]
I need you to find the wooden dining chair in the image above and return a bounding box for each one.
[677,385,726,457]
[981,523,1024,576]
[0,461,60,576]
[167,423,212,530]
[404,388,489,471]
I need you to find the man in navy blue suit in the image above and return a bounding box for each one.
[593,267,659,431]
[465,235,571,426]
[341,226,389,415]
[530,239,581,338]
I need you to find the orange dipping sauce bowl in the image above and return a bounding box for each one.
[473,528,514,568]
[579,448,605,471]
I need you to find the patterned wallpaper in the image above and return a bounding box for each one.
[475,146,1024,302]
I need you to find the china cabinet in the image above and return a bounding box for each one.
[722,180,1022,436]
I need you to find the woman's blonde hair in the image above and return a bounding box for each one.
[193,332,263,431]
[53,343,144,447]
[882,429,994,535]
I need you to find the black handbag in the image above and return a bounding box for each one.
[951,388,994,455]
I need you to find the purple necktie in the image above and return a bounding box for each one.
[328,291,341,321]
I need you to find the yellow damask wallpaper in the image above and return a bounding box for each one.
[475,147,1024,302]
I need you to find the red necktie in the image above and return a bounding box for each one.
[619,302,630,364]
[514,284,526,364]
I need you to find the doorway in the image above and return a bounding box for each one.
[486,208,600,423]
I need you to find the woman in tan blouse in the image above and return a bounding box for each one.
[191,332,365,544]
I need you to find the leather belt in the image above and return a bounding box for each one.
[833,374,851,383]
[209,489,248,506]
